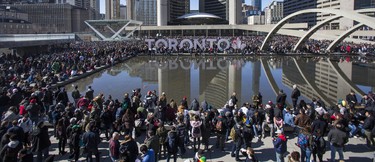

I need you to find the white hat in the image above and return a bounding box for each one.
[275,129,283,134]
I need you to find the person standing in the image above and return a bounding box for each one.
[190,115,202,152]
[85,86,94,102]
[276,90,287,108]
[165,126,179,162]
[71,86,81,107]
[291,85,301,112]
[119,134,138,162]
[82,124,101,162]
[0,134,23,162]
[296,128,313,162]
[215,111,228,151]
[327,123,348,162]
[109,132,120,162]
[156,122,168,159]
[360,111,375,148]
[273,130,287,162]
[31,121,51,162]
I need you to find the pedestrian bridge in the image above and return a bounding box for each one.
[0,33,75,48]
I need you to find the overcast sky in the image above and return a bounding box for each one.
[100,0,275,14]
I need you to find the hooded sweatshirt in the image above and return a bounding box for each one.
[0,140,22,162]
[273,134,287,154]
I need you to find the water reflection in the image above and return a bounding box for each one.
[66,56,375,109]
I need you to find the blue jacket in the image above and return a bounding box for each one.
[284,112,294,126]
[142,149,155,162]
[273,134,287,153]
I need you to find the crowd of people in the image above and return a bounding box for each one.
[0,40,375,162]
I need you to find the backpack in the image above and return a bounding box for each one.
[177,124,186,138]
[297,133,309,148]
[216,120,223,132]
[192,126,201,135]
[122,102,129,111]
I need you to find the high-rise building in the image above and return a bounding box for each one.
[126,0,135,20]
[105,0,120,19]
[283,0,317,27]
[2,3,89,33]
[136,0,157,25]
[168,0,189,22]
[249,0,261,11]
[229,0,242,24]
[264,1,283,24]
[317,0,375,30]
[199,0,228,20]
[157,0,167,26]
[120,4,126,19]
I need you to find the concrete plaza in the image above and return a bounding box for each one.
[49,129,374,162]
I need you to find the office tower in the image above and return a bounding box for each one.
[137,0,157,25]
[127,0,135,20]
[120,4,127,19]
[168,0,189,22]
[199,0,228,20]
[283,0,317,27]
[264,1,283,24]
[157,0,167,26]
[249,0,261,11]
[229,0,242,24]
[317,0,375,30]
[105,0,120,19]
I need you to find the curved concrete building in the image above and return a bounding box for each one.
[199,0,228,20]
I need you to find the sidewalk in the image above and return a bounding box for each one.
[49,129,374,162]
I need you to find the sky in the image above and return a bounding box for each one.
[100,0,274,14]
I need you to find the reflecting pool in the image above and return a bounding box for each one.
[65,56,375,109]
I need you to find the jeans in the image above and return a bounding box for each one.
[178,137,186,155]
[86,149,100,162]
[235,138,244,160]
[275,152,285,162]
[216,133,226,150]
[301,147,311,162]
[330,143,344,162]
[364,130,375,147]
[253,124,261,137]
[267,123,275,137]
[349,123,360,137]
[166,152,177,162]
[36,147,49,162]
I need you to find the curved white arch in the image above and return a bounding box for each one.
[326,23,366,51]
[260,8,375,51]
[293,15,342,51]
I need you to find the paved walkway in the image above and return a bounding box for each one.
[48,129,374,162]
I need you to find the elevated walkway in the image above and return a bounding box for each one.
[0,33,75,48]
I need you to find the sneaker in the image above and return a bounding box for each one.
[354,135,358,139]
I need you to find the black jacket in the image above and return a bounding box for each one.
[327,127,348,147]
[31,126,51,152]
[363,116,374,131]
[311,118,328,136]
